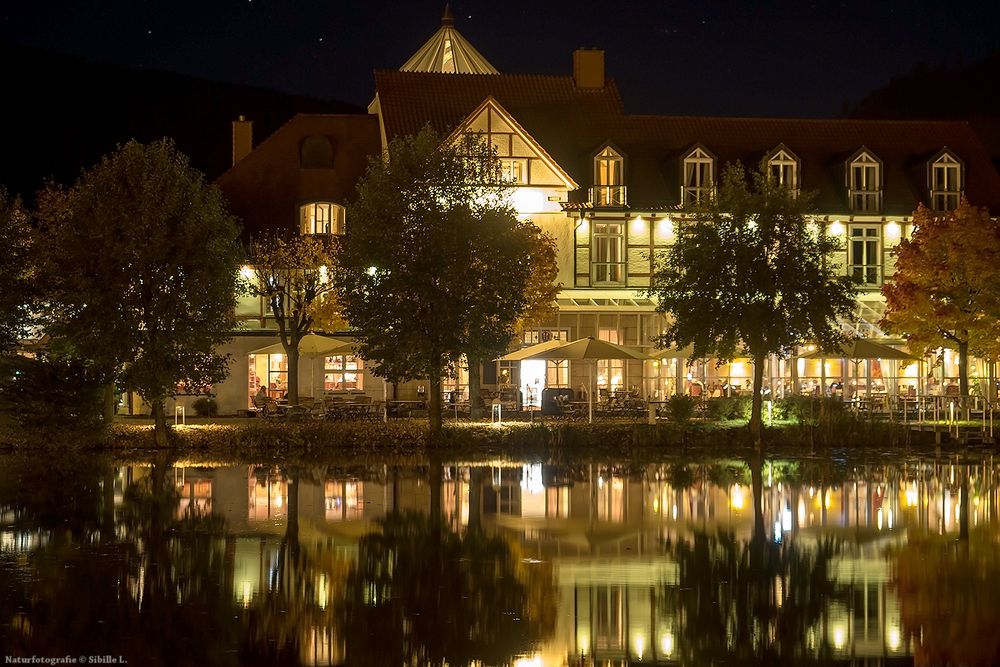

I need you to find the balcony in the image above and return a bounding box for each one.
[589,185,628,208]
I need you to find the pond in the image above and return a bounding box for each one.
[1,449,998,666]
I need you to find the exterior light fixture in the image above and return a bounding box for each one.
[657,217,674,238]
[577,216,589,234]
[630,215,647,235]
[885,221,901,240]
[366,266,378,276]
[240,265,254,280]
[829,220,845,235]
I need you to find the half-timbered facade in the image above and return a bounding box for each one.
[204,10,1000,414]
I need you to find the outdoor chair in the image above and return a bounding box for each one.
[260,398,285,419]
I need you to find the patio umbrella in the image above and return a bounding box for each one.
[249,334,357,357]
[502,336,650,423]
[251,335,360,397]
[799,339,920,361]
[497,338,567,361]
[800,339,920,399]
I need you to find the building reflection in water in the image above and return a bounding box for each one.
[1,455,999,665]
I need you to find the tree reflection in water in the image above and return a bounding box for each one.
[893,466,1000,667]
[1,455,238,666]
[336,509,556,666]
[663,454,844,665]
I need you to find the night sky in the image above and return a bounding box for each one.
[2,0,998,118]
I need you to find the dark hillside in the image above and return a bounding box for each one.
[0,42,360,198]
[849,52,1000,169]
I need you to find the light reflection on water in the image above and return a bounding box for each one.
[0,453,998,666]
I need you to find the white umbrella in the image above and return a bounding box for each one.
[502,337,650,423]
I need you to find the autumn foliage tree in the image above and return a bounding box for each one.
[246,233,343,405]
[36,140,243,443]
[648,162,856,444]
[881,199,1000,396]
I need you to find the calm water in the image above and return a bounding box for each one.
[1,450,998,666]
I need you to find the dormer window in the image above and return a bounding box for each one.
[929,150,962,211]
[682,146,715,206]
[592,146,626,207]
[766,145,800,193]
[300,202,345,235]
[300,136,334,169]
[847,150,882,213]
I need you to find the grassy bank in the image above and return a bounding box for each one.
[0,414,947,466]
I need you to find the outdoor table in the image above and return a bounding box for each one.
[387,400,425,418]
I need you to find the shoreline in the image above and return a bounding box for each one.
[0,416,977,465]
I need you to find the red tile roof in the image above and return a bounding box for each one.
[374,71,1000,215]
[216,114,380,238]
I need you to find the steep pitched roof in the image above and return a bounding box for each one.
[611,115,1000,214]
[215,114,380,238]
[374,68,1000,214]
[374,69,625,177]
[400,5,498,75]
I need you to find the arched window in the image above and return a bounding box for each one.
[766,145,800,193]
[300,136,334,169]
[300,202,345,235]
[847,149,882,212]
[681,146,715,205]
[929,150,962,211]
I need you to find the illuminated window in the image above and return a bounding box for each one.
[847,150,882,212]
[592,222,625,284]
[929,151,962,211]
[766,145,799,193]
[546,360,569,387]
[324,355,363,391]
[849,226,880,286]
[522,329,569,344]
[681,146,714,205]
[597,328,624,392]
[248,353,288,406]
[592,146,626,206]
[501,158,528,184]
[300,202,345,235]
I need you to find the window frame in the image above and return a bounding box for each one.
[929,151,963,212]
[846,149,883,213]
[681,146,715,206]
[766,145,800,194]
[299,201,345,235]
[324,354,364,391]
[591,221,626,285]
[848,225,881,287]
[591,146,626,207]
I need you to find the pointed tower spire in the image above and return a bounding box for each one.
[400,6,499,74]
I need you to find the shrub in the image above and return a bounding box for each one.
[191,397,218,417]
[664,394,698,425]
[0,354,104,427]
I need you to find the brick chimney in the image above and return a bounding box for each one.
[232,115,253,166]
[573,48,605,89]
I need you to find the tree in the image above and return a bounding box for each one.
[462,214,559,419]
[246,233,343,404]
[881,199,1000,396]
[0,187,33,353]
[338,126,554,433]
[36,139,243,444]
[648,162,856,443]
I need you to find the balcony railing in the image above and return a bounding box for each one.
[589,185,628,208]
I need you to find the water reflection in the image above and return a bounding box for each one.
[1,452,999,665]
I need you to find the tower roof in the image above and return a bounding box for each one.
[400,5,498,75]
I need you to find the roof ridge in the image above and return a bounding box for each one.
[625,113,975,127]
